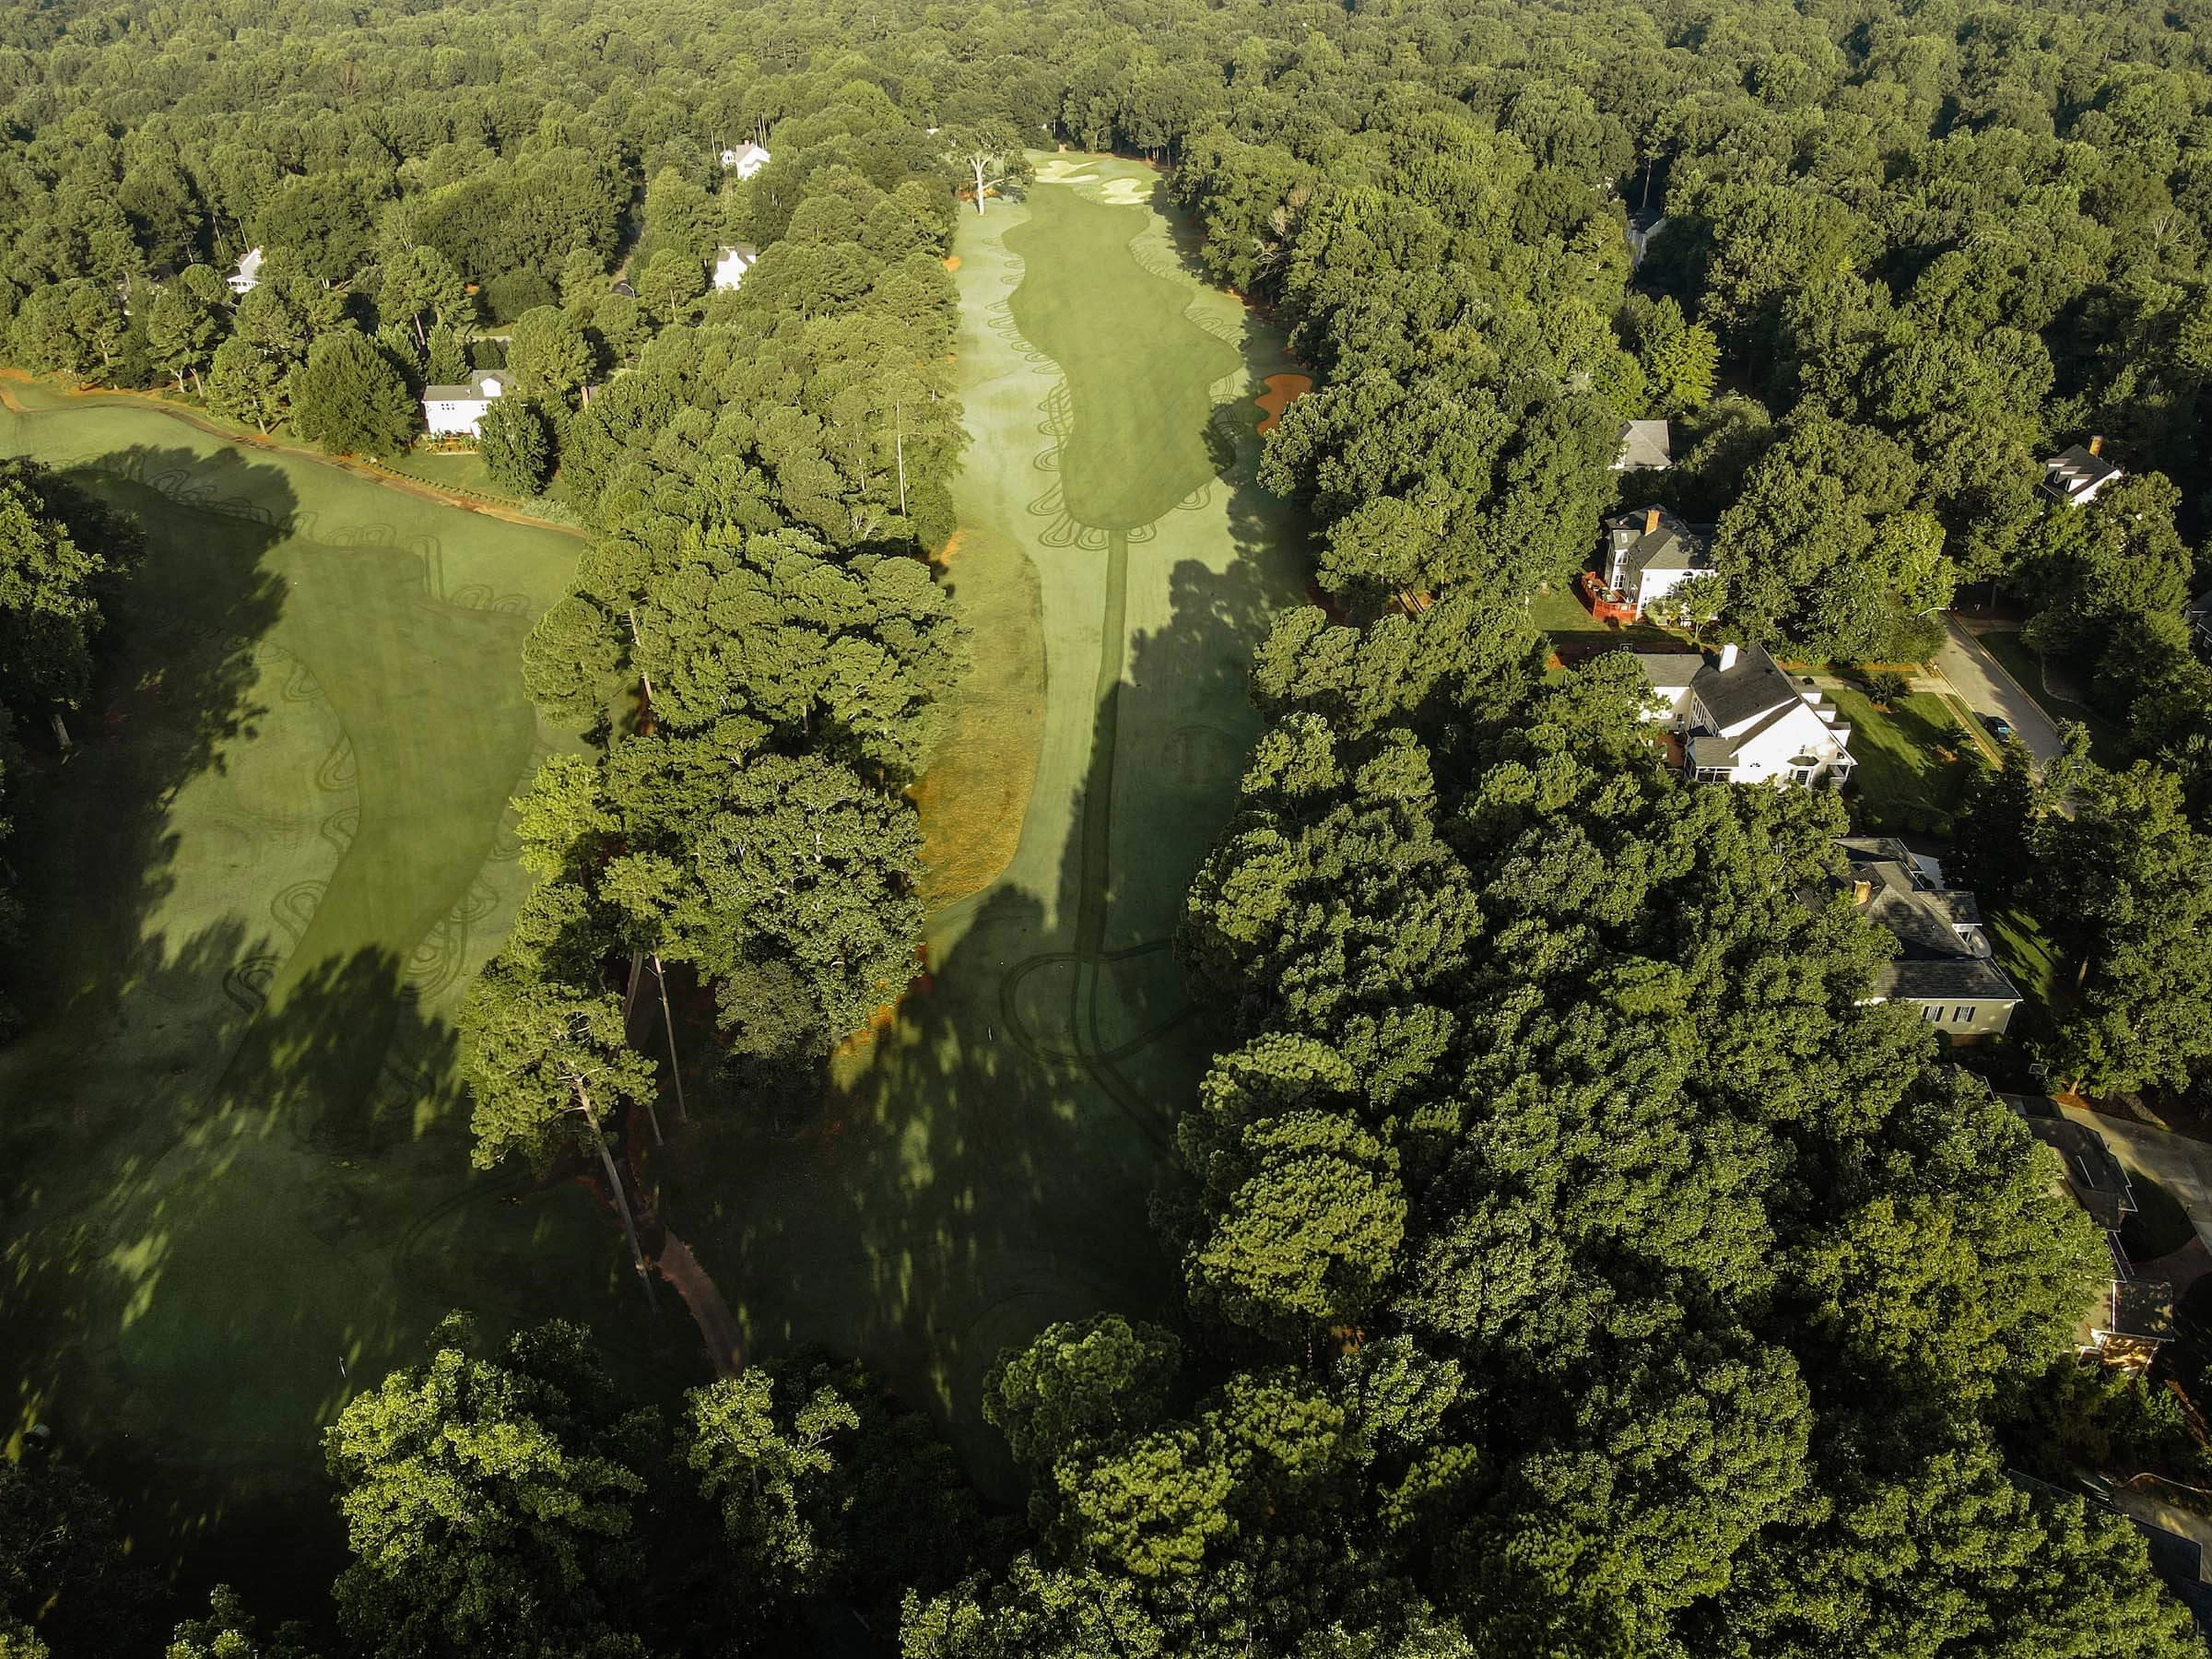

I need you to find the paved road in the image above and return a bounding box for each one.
[2059,1102,2212,1253]
[1934,616,2065,765]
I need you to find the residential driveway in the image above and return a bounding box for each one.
[1933,616,2065,765]
[2059,1102,2212,1254]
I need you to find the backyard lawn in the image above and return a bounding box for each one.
[1985,902,2065,1011]
[1831,686,1981,830]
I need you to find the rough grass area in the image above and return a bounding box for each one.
[384,446,579,520]
[912,523,1048,907]
[1833,687,1978,830]
[664,155,1312,1494]
[0,401,670,1617]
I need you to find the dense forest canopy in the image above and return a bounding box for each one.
[6,0,2212,1654]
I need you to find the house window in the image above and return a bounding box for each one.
[1789,766,1815,784]
[1956,1006,1975,1024]
[1922,1006,1941,1022]
[1695,767,1730,782]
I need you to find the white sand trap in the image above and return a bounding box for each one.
[1095,178,1149,205]
[1032,159,1100,183]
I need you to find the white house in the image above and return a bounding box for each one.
[228,246,265,296]
[1631,641,1855,787]
[1611,419,1672,472]
[1588,504,1713,620]
[711,243,760,291]
[719,141,771,179]
[422,370,506,437]
[2043,437,2122,506]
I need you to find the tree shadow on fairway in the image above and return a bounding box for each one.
[0,446,295,1040]
[658,372,1311,1502]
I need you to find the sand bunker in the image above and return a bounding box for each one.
[1095,178,1149,205]
[943,254,961,272]
[1255,372,1312,435]
[1032,158,1100,183]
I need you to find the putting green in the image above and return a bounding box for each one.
[0,403,669,1611]
[667,155,1312,1489]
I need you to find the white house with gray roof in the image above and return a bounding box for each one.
[2044,437,2123,506]
[1630,642,1855,788]
[1592,504,1712,619]
[720,140,771,178]
[422,369,506,437]
[711,243,759,290]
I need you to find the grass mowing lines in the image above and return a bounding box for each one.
[0,401,671,1618]
[1828,686,1977,830]
[663,159,1311,1495]
[1004,183,1241,532]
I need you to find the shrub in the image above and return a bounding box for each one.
[1865,668,1911,706]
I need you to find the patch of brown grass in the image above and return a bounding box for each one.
[912,524,1047,908]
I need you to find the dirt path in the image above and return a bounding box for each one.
[657,1231,745,1377]
[0,371,585,538]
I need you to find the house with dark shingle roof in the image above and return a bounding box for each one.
[1838,836,2022,1038]
[1630,642,1856,787]
[2044,437,2123,506]
[1584,504,1713,620]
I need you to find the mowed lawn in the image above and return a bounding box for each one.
[0,402,670,1615]
[1831,686,1980,829]
[1005,180,1241,532]
[665,157,1312,1496]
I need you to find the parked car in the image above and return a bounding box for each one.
[1983,713,2016,742]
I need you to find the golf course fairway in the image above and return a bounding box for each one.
[0,399,669,1607]
[665,154,1312,1487]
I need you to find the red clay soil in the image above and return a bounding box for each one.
[1255,372,1312,435]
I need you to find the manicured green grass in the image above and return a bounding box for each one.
[1006,181,1241,531]
[664,156,1312,1493]
[1528,585,1684,648]
[1987,902,2065,1015]
[1832,687,1977,830]
[0,401,670,1613]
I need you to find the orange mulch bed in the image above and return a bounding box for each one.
[1255,372,1312,435]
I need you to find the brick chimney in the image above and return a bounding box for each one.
[1644,506,1662,535]
[2089,434,2104,457]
